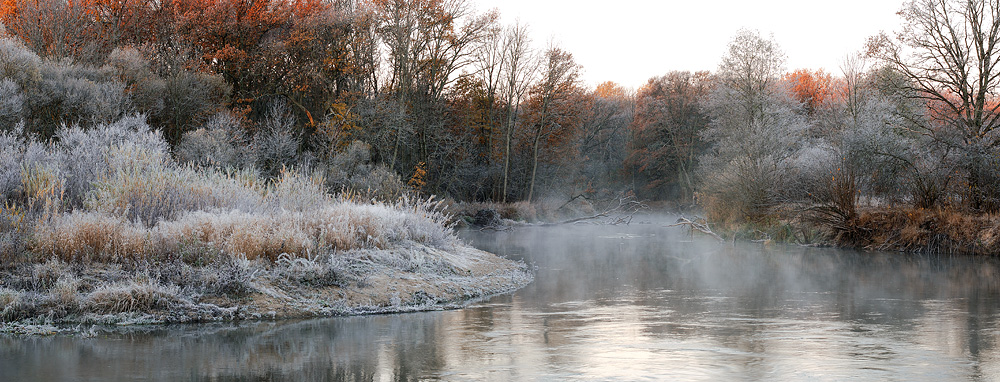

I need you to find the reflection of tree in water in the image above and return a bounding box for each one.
[460,221,1000,378]
[6,221,1000,380]
[0,314,453,381]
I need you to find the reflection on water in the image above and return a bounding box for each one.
[5,218,1000,381]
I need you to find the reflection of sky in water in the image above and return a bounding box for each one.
[4,217,1000,381]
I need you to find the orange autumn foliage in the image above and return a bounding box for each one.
[783,68,835,114]
[595,81,627,99]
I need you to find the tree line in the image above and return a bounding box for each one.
[2,0,998,229]
[0,0,633,204]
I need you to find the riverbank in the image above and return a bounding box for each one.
[823,208,1000,256]
[0,119,531,334]
[695,206,1000,256]
[0,242,531,334]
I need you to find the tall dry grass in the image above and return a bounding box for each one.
[3,116,456,265]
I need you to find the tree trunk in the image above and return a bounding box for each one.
[502,102,517,203]
[527,126,541,202]
[527,98,549,202]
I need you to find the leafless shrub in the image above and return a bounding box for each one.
[0,79,23,129]
[175,112,249,169]
[0,38,42,86]
[321,141,407,200]
[254,100,300,178]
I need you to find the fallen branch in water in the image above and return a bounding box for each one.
[667,216,725,242]
[540,194,647,226]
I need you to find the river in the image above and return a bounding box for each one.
[4,218,1000,381]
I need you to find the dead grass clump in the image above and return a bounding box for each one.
[87,145,222,226]
[202,255,261,297]
[0,288,25,321]
[48,277,80,311]
[31,196,458,265]
[503,201,537,222]
[275,253,343,287]
[0,202,31,265]
[979,221,1000,249]
[30,259,71,290]
[842,208,1000,255]
[31,212,150,262]
[157,210,312,262]
[86,276,183,314]
[0,288,20,309]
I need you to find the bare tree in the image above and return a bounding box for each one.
[626,71,710,202]
[499,22,536,202]
[699,29,806,222]
[872,0,1000,210]
[526,44,580,202]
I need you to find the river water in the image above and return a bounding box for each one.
[5,219,1000,381]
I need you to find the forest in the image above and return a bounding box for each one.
[3,0,1000,254]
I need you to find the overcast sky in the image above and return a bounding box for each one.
[471,0,906,89]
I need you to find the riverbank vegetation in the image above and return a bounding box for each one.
[2,0,1000,330]
[0,115,530,326]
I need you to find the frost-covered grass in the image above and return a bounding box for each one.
[0,116,530,329]
[0,116,457,265]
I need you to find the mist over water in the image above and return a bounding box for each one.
[5,215,1000,381]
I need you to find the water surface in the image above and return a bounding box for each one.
[4,219,1000,381]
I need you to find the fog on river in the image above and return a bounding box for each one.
[4,216,1000,381]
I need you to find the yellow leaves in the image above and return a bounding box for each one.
[408,161,427,192]
[318,101,360,149]
[595,81,627,99]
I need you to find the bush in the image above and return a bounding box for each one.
[175,112,249,169]
[0,79,24,129]
[0,38,42,87]
[27,60,128,136]
[55,115,169,207]
[7,114,457,266]
[159,69,231,146]
[253,100,300,178]
[322,140,407,201]
[106,47,167,118]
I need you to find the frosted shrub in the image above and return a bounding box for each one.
[56,115,169,206]
[0,127,24,198]
[9,115,460,266]
[175,112,248,169]
[323,141,407,200]
[106,47,166,117]
[698,30,806,223]
[0,38,42,86]
[31,61,128,134]
[0,78,23,129]
[0,288,19,309]
[254,100,300,178]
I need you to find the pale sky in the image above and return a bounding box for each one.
[471,0,906,89]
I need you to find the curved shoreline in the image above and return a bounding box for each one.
[0,243,533,335]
